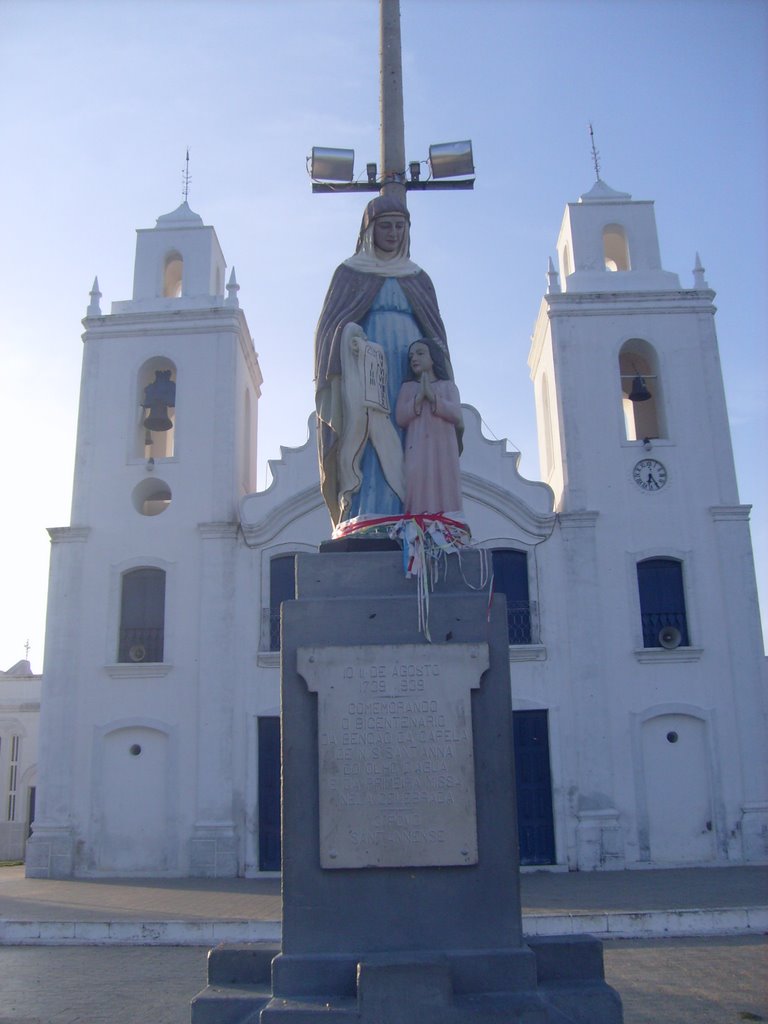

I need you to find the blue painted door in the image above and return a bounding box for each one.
[258,717,281,871]
[513,710,555,865]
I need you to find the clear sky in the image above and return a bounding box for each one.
[0,0,765,672]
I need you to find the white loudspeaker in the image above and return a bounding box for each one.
[658,626,682,650]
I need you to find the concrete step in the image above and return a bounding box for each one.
[190,982,271,1024]
[207,941,279,985]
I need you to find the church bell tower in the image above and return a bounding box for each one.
[27,202,263,877]
[528,179,766,867]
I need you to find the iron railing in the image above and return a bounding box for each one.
[505,601,533,645]
[118,627,164,663]
[641,611,689,648]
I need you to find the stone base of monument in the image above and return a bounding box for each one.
[191,552,622,1024]
[191,935,620,1023]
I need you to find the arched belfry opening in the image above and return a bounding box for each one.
[136,357,177,459]
[619,339,664,440]
[603,224,630,271]
[163,251,183,298]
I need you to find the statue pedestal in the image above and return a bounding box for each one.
[192,551,622,1023]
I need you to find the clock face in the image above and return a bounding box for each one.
[633,458,668,491]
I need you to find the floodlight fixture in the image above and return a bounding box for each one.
[428,140,474,180]
[409,161,421,182]
[366,162,378,184]
[310,147,355,182]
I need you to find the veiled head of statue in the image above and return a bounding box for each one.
[356,196,410,259]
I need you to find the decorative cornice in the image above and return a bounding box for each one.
[83,307,242,333]
[710,505,752,523]
[558,511,599,530]
[47,526,90,544]
[544,291,716,316]
[508,645,547,663]
[105,663,174,679]
[634,647,703,664]
[198,522,239,540]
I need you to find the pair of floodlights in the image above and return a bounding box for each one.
[309,141,474,192]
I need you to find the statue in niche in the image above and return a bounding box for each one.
[395,339,464,516]
[314,195,455,529]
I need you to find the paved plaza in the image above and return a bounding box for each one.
[0,936,766,1024]
[0,864,765,1021]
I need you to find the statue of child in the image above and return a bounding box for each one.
[395,338,464,516]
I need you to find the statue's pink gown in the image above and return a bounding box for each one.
[395,380,463,514]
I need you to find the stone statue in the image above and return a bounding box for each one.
[314,195,453,529]
[395,338,464,515]
[337,323,405,520]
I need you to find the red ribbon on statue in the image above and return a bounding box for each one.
[332,511,470,542]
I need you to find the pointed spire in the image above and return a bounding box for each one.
[87,276,102,316]
[547,256,561,295]
[225,266,240,308]
[693,252,709,289]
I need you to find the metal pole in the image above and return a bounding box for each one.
[379,0,407,203]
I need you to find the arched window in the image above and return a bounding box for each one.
[136,358,177,459]
[637,558,689,648]
[603,224,630,271]
[269,555,296,651]
[163,252,183,298]
[118,568,166,663]
[492,549,532,645]
[7,734,20,820]
[619,339,664,441]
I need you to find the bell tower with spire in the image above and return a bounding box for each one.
[528,175,766,867]
[26,200,263,878]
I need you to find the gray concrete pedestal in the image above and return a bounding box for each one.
[191,551,622,1023]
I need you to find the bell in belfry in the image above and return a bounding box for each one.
[142,370,176,431]
[628,374,652,403]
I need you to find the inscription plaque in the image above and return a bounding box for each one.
[297,643,489,869]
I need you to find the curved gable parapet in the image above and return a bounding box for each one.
[240,406,556,546]
[460,405,555,517]
[241,415,326,544]
[241,484,326,547]
[462,472,556,543]
[256,414,319,499]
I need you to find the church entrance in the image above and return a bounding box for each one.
[258,717,281,871]
[513,709,556,865]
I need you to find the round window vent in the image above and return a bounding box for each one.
[132,478,172,516]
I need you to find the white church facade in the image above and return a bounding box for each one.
[26,181,767,878]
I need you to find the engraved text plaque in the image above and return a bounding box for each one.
[297,643,488,869]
